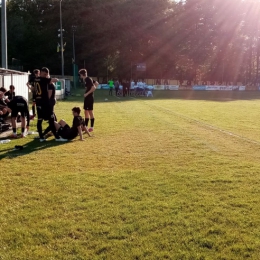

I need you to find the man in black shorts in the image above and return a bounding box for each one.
[54,107,91,141]
[27,69,40,117]
[79,69,98,132]
[35,67,66,142]
[7,96,30,138]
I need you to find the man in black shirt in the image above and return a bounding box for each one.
[27,69,40,117]
[7,96,30,138]
[5,85,15,101]
[79,69,98,132]
[35,67,66,142]
[54,107,91,141]
[42,82,57,138]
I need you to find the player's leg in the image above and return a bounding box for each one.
[55,120,70,141]
[84,110,90,129]
[11,117,17,138]
[32,92,36,117]
[32,102,36,117]
[45,111,66,142]
[48,113,61,140]
[9,108,18,138]
[86,96,94,132]
[58,119,67,127]
[54,121,61,131]
[42,105,56,138]
[89,110,95,132]
[36,105,44,141]
[20,112,26,137]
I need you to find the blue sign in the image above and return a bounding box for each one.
[193,86,206,91]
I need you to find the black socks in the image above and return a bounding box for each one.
[91,118,95,128]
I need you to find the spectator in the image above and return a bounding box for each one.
[108,79,114,96]
[122,80,128,97]
[114,80,120,96]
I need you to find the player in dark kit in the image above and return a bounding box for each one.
[42,81,57,138]
[0,90,9,121]
[35,67,66,142]
[27,69,40,117]
[79,69,98,132]
[54,107,91,141]
[5,85,15,101]
[7,96,30,138]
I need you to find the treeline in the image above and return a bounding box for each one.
[3,0,260,83]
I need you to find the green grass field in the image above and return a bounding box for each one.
[1,90,260,260]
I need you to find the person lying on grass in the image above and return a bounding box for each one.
[53,107,91,141]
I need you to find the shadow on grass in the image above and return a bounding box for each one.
[0,138,66,160]
[68,89,260,103]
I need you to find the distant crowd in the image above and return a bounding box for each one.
[107,80,153,97]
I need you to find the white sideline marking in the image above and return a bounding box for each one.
[145,102,260,146]
[129,97,219,152]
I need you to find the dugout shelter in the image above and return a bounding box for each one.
[0,68,29,99]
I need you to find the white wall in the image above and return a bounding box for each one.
[1,74,29,100]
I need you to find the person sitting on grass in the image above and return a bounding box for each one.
[53,107,91,141]
[0,90,10,122]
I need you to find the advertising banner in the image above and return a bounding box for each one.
[206,86,220,91]
[232,86,246,91]
[167,85,179,91]
[179,85,192,90]
[219,86,233,91]
[100,84,110,90]
[193,86,206,91]
[154,85,165,90]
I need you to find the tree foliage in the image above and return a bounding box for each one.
[4,0,260,82]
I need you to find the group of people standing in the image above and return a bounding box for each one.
[0,67,98,142]
[108,79,132,97]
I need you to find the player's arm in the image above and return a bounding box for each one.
[77,125,84,141]
[49,83,56,99]
[84,85,96,98]
[26,82,33,90]
[94,81,99,87]
[48,89,52,99]
[82,125,91,137]
[6,101,12,113]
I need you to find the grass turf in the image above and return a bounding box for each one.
[1,90,260,259]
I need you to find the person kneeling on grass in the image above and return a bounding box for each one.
[0,91,9,122]
[7,96,30,138]
[54,107,91,141]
